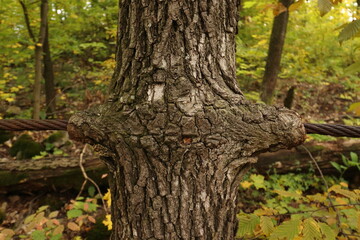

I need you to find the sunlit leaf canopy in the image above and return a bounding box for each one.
[237,0,360,90]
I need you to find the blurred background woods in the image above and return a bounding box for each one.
[0,0,118,120]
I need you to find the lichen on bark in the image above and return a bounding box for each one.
[68,0,305,239]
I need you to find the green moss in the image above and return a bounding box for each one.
[43,131,67,144]
[0,171,29,186]
[0,210,5,224]
[0,130,13,144]
[9,134,44,160]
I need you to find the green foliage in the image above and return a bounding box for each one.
[331,152,360,178]
[237,172,360,239]
[237,0,360,95]
[9,134,44,160]
[0,196,100,239]
[338,19,360,43]
[317,0,360,76]
[30,131,71,160]
[344,61,360,74]
[307,134,338,142]
[0,0,117,118]
[317,0,334,17]
[237,213,260,238]
[269,218,301,240]
[5,131,70,160]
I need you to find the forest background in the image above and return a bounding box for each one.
[1,0,360,239]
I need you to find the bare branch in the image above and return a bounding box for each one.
[18,0,36,42]
[77,144,108,213]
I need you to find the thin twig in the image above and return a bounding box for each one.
[301,146,341,230]
[77,144,108,212]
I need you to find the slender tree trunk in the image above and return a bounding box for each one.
[43,25,56,118]
[33,48,42,120]
[19,0,48,120]
[68,0,305,239]
[260,0,294,104]
[33,0,48,120]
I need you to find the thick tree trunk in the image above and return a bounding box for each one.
[43,25,56,118]
[68,0,305,239]
[261,0,293,104]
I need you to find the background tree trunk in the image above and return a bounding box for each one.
[33,0,48,120]
[19,0,48,120]
[43,25,56,118]
[261,0,294,104]
[68,0,305,239]
[33,47,42,120]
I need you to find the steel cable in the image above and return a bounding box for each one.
[0,119,67,131]
[1,119,360,138]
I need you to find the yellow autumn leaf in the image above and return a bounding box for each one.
[3,73,10,78]
[94,80,102,85]
[340,182,348,188]
[254,207,278,216]
[5,97,15,103]
[348,102,360,117]
[257,39,268,46]
[335,197,348,205]
[28,45,35,50]
[273,2,287,16]
[10,87,19,92]
[273,189,302,198]
[240,180,253,189]
[10,43,21,48]
[289,0,304,12]
[67,222,80,231]
[103,189,111,207]
[102,214,112,230]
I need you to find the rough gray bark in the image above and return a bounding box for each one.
[261,0,293,104]
[68,0,305,239]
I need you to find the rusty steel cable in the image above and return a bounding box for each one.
[0,119,67,131]
[303,123,360,137]
[1,119,360,138]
